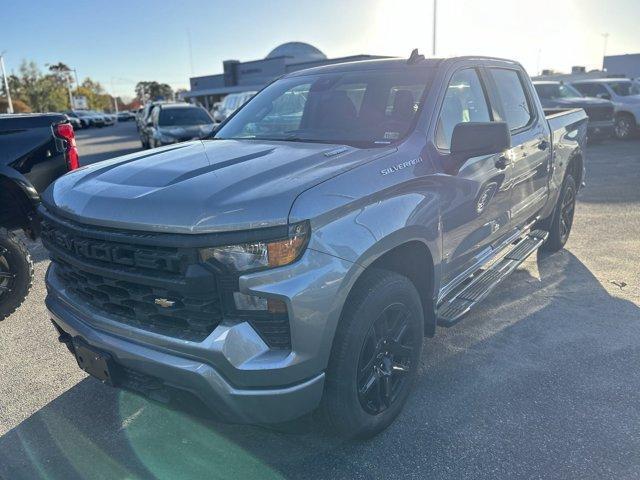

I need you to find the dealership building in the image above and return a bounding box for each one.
[184,42,387,109]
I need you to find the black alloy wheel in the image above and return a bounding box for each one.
[541,174,577,252]
[0,230,34,320]
[320,269,424,438]
[357,303,414,414]
[559,181,576,245]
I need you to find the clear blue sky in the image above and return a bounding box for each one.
[3,0,640,99]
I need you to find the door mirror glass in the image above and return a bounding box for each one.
[450,122,510,163]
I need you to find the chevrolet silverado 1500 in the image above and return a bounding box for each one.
[42,54,587,438]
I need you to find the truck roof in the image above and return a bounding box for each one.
[285,55,523,77]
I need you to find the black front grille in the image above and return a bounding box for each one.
[42,210,223,342]
[585,105,614,122]
[41,220,187,274]
[41,208,292,349]
[54,260,221,341]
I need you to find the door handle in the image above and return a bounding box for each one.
[495,154,511,170]
[538,139,549,151]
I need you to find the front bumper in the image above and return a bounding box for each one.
[47,291,324,423]
[45,246,359,423]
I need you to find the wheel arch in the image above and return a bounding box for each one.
[567,151,584,188]
[346,239,437,337]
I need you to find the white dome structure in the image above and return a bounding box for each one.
[266,42,327,63]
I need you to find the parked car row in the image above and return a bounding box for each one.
[63,109,136,129]
[532,77,640,140]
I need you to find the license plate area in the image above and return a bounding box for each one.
[73,338,114,384]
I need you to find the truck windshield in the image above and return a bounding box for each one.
[607,81,640,96]
[534,83,582,99]
[214,68,434,147]
[159,108,213,126]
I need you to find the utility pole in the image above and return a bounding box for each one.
[111,78,119,122]
[71,68,80,90]
[601,33,609,70]
[0,52,13,114]
[432,0,437,56]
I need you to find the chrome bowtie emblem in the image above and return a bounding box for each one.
[154,298,175,308]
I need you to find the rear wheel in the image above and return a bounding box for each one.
[320,269,424,438]
[542,174,577,252]
[614,113,636,140]
[0,229,34,320]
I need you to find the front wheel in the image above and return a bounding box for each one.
[0,229,34,320]
[320,269,424,439]
[614,114,636,140]
[542,174,577,252]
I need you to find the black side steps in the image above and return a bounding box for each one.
[436,229,549,327]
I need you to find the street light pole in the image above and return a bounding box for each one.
[0,52,13,114]
[71,68,80,90]
[432,0,437,56]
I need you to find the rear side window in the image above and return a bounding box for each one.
[435,68,491,150]
[490,68,533,131]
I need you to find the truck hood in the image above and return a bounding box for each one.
[43,139,394,233]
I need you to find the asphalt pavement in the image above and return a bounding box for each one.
[1,122,639,479]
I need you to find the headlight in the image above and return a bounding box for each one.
[199,222,309,273]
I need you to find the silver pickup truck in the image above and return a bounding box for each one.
[42,53,587,438]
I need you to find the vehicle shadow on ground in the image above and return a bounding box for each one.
[1,251,639,479]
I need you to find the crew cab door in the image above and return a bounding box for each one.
[487,67,551,227]
[432,66,515,287]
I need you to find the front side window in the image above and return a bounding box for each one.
[435,68,491,150]
[490,68,533,131]
[215,68,434,147]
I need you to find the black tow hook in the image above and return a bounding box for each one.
[51,320,75,354]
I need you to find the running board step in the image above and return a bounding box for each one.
[437,229,548,327]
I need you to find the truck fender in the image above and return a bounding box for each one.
[0,166,41,236]
[0,165,40,206]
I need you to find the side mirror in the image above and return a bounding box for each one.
[450,122,510,165]
[596,92,611,100]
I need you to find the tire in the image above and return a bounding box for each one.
[542,174,577,253]
[0,229,34,320]
[614,113,636,140]
[320,268,424,439]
